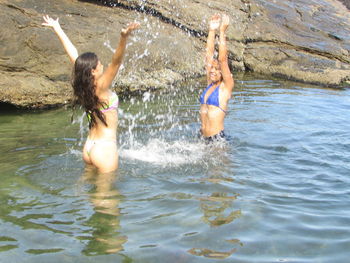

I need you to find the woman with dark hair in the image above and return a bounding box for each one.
[200,14,234,142]
[42,15,139,173]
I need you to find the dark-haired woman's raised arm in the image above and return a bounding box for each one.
[42,15,78,64]
[99,22,140,91]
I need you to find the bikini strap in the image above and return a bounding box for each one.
[218,107,227,113]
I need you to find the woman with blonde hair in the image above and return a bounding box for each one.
[200,14,234,142]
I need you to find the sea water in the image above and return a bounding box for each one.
[0,75,349,262]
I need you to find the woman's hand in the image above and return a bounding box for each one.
[42,15,78,64]
[220,14,230,32]
[42,15,60,30]
[121,22,140,37]
[209,14,221,31]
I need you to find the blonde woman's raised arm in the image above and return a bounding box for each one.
[218,14,234,91]
[206,14,220,84]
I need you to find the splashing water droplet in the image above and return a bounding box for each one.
[142,92,151,102]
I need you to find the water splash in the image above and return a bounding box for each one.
[79,12,217,168]
[120,138,206,166]
[71,110,88,146]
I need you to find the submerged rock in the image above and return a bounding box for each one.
[0,0,349,108]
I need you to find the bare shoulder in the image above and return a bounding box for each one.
[219,82,233,100]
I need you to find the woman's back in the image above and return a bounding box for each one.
[89,91,119,141]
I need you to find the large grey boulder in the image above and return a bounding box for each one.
[0,0,349,108]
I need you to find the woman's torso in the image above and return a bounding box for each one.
[199,82,230,137]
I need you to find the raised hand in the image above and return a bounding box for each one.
[121,22,140,37]
[209,14,221,31]
[41,15,78,63]
[42,15,60,30]
[220,14,230,32]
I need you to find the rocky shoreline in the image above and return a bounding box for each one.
[0,0,349,109]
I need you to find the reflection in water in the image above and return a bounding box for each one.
[188,192,242,259]
[200,192,240,227]
[80,168,127,255]
[188,151,243,260]
[188,247,237,259]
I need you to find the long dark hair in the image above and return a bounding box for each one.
[71,52,107,128]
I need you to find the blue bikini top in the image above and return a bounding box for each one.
[199,83,226,113]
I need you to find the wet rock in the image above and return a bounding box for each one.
[242,0,350,86]
[0,0,349,108]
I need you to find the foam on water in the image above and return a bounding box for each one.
[120,138,206,166]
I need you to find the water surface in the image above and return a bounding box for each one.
[0,75,349,262]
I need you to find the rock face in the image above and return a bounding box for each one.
[0,0,349,108]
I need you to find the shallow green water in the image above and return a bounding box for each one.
[0,76,349,262]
